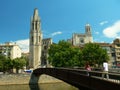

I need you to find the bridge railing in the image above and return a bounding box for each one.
[63,67,120,84]
[33,67,120,90]
[51,67,120,83]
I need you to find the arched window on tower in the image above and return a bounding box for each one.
[32,22,34,30]
[35,22,37,30]
[31,36,34,43]
[39,36,41,42]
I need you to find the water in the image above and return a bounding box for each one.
[0,82,78,90]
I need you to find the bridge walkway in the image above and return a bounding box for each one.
[31,68,120,90]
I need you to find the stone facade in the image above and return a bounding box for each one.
[41,38,52,67]
[29,8,42,69]
[69,24,93,46]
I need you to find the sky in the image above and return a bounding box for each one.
[0,0,120,52]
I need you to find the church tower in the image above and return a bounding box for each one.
[29,8,42,69]
[85,24,93,43]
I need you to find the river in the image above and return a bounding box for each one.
[0,82,78,90]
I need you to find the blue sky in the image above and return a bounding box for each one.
[0,0,120,52]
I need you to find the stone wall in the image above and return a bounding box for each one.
[0,74,62,85]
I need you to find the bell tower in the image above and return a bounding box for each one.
[85,24,91,35]
[29,8,42,69]
[85,24,93,43]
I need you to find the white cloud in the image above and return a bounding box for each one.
[51,31,62,37]
[15,39,29,53]
[100,21,108,26]
[14,31,62,53]
[103,21,120,38]
[95,31,99,35]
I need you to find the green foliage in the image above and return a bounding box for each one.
[0,55,5,71]
[82,43,109,66]
[3,58,13,72]
[21,56,29,69]
[13,58,26,69]
[0,55,26,73]
[0,55,13,72]
[48,41,110,68]
[48,40,83,67]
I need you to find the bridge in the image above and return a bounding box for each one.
[29,68,120,90]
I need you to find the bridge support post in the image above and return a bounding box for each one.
[29,73,39,84]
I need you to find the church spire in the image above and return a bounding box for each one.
[29,8,42,69]
[33,8,40,21]
[31,8,41,32]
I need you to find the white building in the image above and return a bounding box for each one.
[0,42,21,59]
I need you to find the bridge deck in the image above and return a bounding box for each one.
[32,68,120,90]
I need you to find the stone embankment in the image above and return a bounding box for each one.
[0,74,62,85]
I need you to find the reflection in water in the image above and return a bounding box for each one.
[0,82,78,90]
[39,82,78,90]
[30,84,39,90]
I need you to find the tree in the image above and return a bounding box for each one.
[82,43,109,67]
[0,55,13,72]
[48,40,83,67]
[0,55,5,71]
[13,58,26,73]
[21,56,29,69]
[3,58,13,72]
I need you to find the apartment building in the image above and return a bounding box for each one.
[0,42,21,59]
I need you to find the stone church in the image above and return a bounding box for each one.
[29,8,52,69]
[68,24,93,46]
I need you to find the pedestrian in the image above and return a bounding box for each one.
[85,63,91,76]
[102,62,109,79]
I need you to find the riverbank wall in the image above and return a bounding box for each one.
[0,74,62,85]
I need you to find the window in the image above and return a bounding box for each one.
[35,22,37,30]
[39,36,40,42]
[118,57,120,59]
[80,38,84,43]
[44,46,47,50]
[32,22,34,29]
[31,36,33,43]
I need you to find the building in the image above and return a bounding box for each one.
[112,38,120,67]
[0,42,21,59]
[70,24,93,46]
[96,43,113,67]
[41,38,52,67]
[29,8,42,69]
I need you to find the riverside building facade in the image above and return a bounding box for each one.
[112,38,120,68]
[0,42,21,59]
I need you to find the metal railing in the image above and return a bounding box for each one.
[68,67,120,84]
